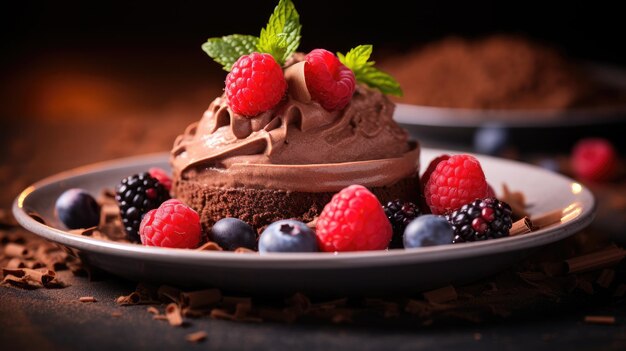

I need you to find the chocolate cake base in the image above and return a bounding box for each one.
[173,177,421,233]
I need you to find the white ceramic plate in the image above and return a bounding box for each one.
[13,149,595,295]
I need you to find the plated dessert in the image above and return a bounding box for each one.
[53,0,525,254]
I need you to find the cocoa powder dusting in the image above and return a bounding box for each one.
[382,35,626,109]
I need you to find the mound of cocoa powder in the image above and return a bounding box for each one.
[382,35,626,109]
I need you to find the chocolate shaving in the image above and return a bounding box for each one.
[153,315,168,321]
[209,308,235,321]
[69,227,98,237]
[180,289,221,309]
[2,274,38,289]
[6,257,25,269]
[165,303,184,326]
[146,306,160,315]
[584,315,616,325]
[186,331,208,343]
[79,296,97,303]
[566,245,626,273]
[596,269,615,289]
[196,242,223,251]
[111,312,122,318]
[423,285,458,304]
[509,217,532,236]
[4,243,29,258]
[531,209,563,229]
[234,247,255,254]
[501,184,530,218]
[116,292,141,305]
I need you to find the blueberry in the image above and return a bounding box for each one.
[403,215,454,248]
[55,188,100,229]
[473,123,509,155]
[259,220,318,253]
[209,218,257,251]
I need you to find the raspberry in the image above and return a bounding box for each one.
[446,198,512,243]
[149,167,172,191]
[422,154,490,215]
[139,199,201,248]
[316,185,392,252]
[305,49,356,111]
[225,52,287,117]
[572,138,617,182]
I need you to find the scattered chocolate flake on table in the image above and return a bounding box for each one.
[186,331,208,343]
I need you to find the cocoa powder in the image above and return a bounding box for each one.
[382,35,626,109]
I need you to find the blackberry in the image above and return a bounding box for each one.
[116,172,170,242]
[446,197,512,243]
[383,199,421,248]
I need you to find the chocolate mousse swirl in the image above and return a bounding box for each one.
[171,75,419,192]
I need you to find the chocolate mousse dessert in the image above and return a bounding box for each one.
[170,1,419,231]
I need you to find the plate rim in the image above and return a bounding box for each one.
[12,149,596,270]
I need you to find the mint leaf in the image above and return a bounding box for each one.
[257,0,301,65]
[339,44,403,96]
[201,34,259,71]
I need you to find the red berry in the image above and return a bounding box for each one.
[304,49,356,111]
[139,199,201,249]
[572,138,617,182]
[225,52,287,117]
[422,154,490,215]
[316,185,392,252]
[149,167,172,191]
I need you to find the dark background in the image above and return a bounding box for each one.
[2,1,626,76]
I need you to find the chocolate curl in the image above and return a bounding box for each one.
[584,315,616,325]
[423,285,458,304]
[186,331,208,343]
[500,184,530,218]
[234,247,255,254]
[509,217,532,236]
[284,61,312,103]
[79,296,97,303]
[4,243,29,258]
[99,203,119,226]
[6,257,25,269]
[531,209,563,230]
[180,289,222,310]
[566,245,626,273]
[146,306,160,315]
[116,292,141,305]
[2,267,56,286]
[165,303,184,327]
[69,227,98,237]
[2,274,37,289]
[157,285,182,303]
[196,242,223,251]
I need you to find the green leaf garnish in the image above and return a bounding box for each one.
[338,44,403,96]
[201,34,259,71]
[257,0,301,66]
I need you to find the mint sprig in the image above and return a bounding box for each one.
[338,45,403,97]
[201,35,259,71]
[201,0,300,70]
[257,0,301,66]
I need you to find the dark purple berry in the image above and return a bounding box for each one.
[209,218,257,251]
[446,197,513,243]
[55,188,100,229]
[383,199,421,248]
